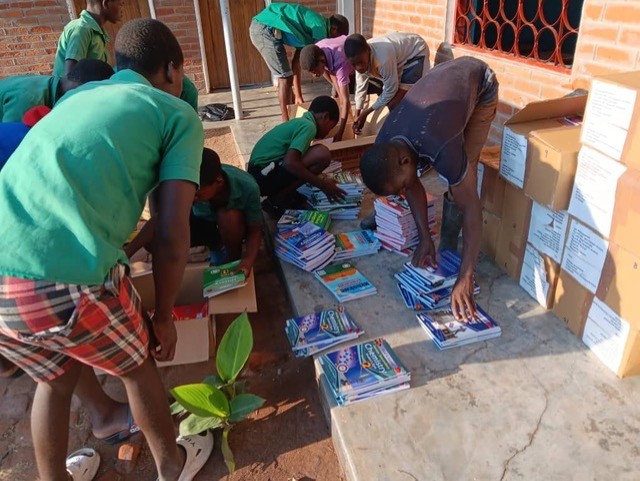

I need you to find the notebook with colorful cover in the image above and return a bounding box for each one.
[277,209,331,232]
[314,262,377,302]
[203,260,247,298]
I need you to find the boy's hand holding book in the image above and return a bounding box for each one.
[319,178,347,202]
[231,259,253,279]
[450,274,477,322]
[411,238,437,270]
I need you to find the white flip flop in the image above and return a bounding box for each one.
[66,448,100,481]
[177,430,214,481]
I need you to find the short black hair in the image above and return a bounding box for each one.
[329,14,349,36]
[300,45,324,72]
[115,18,184,75]
[359,142,403,195]
[344,34,368,59]
[309,95,339,122]
[67,58,114,83]
[200,148,222,186]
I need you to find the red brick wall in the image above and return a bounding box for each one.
[0,0,69,77]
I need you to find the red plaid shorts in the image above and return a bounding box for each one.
[0,265,149,382]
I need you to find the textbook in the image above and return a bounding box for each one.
[298,172,365,220]
[314,262,377,302]
[277,209,332,232]
[403,249,463,289]
[285,307,364,357]
[203,260,246,298]
[275,222,336,272]
[374,194,436,253]
[398,281,480,311]
[333,230,381,261]
[319,338,410,406]
[416,305,501,350]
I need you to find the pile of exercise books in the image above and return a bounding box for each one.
[416,305,501,350]
[333,230,381,261]
[315,261,377,302]
[323,159,342,174]
[277,209,331,232]
[299,172,365,220]
[318,338,410,406]
[394,250,474,308]
[275,222,335,272]
[373,194,436,255]
[285,307,364,357]
[203,260,247,297]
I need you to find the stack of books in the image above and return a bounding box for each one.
[373,194,436,255]
[416,305,501,350]
[203,260,247,298]
[277,209,331,232]
[323,159,342,174]
[275,222,335,272]
[315,261,377,302]
[299,172,365,220]
[333,230,381,261]
[285,307,364,357]
[319,338,411,406]
[394,250,477,309]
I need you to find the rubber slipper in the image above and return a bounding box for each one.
[177,430,214,481]
[66,448,100,481]
[99,406,141,445]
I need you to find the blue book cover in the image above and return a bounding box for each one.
[404,249,462,288]
[277,222,331,253]
[286,307,361,349]
[416,305,501,349]
[315,262,376,301]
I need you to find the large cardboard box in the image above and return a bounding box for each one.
[480,209,501,261]
[568,148,640,258]
[477,161,506,217]
[523,127,581,210]
[500,95,586,189]
[130,262,257,367]
[553,269,592,337]
[519,244,561,309]
[495,184,532,279]
[581,70,640,168]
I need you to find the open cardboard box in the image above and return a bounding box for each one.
[129,261,257,367]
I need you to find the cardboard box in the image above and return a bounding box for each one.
[553,269,592,337]
[129,262,257,367]
[568,150,640,258]
[480,209,501,260]
[523,127,581,210]
[326,136,375,171]
[519,244,561,309]
[581,71,640,168]
[357,94,390,137]
[495,184,532,279]
[500,95,586,189]
[477,161,506,217]
[527,201,570,264]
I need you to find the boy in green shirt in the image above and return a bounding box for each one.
[0,58,114,122]
[0,19,212,481]
[248,95,345,215]
[126,148,264,278]
[250,2,349,121]
[53,0,124,77]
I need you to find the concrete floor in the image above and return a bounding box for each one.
[199,84,640,481]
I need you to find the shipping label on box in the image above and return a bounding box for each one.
[500,127,527,188]
[561,220,609,294]
[568,146,627,237]
[527,201,569,263]
[585,78,638,130]
[583,297,631,375]
[581,121,629,161]
[520,245,553,308]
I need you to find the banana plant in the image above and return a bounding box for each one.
[170,312,265,473]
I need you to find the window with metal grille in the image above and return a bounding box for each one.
[454,0,584,69]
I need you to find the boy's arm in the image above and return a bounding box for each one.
[354,70,369,113]
[405,178,437,269]
[151,179,196,362]
[234,223,263,278]
[334,79,350,142]
[282,148,344,200]
[62,27,92,76]
[291,48,304,104]
[124,216,157,258]
[371,56,400,110]
[449,168,482,321]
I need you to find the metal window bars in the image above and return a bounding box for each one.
[454,0,583,69]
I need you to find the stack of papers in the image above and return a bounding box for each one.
[374,194,436,254]
[203,260,247,298]
[333,230,381,261]
[299,172,365,220]
[314,261,377,302]
[285,307,364,357]
[319,338,410,406]
[275,222,335,272]
[277,209,331,232]
[416,305,501,350]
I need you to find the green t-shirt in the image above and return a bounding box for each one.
[249,111,317,167]
[253,3,329,47]
[192,164,264,225]
[181,76,199,112]
[0,75,61,122]
[53,10,109,77]
[0,69,204,285]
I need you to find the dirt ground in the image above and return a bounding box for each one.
[0,129,344,481]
